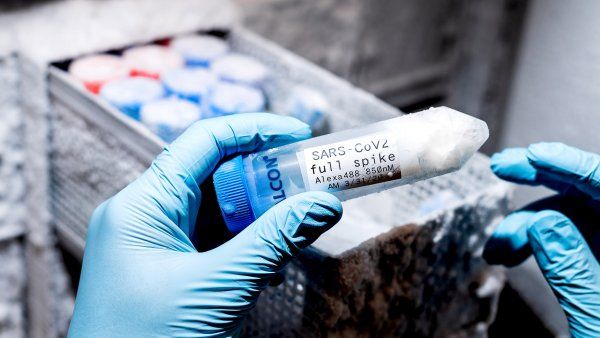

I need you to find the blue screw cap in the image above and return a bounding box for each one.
[213,155,256,234]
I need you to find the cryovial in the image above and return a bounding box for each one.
[100,78,164,120]
[170,34,229,67]
[162,68,217,104]
[140,98,200,142]
[213,107,489,233]
[211,53,269,87]
[203,82,266,118]
[68,54,129,94]
[287,86,330,135]
[123,45,184,79]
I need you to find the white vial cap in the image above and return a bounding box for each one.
[207,82,266,116]
[211,53,269,86]
[287,86,329,126]
[141,98,200,129]
[123,45,184,78]
[68,54,129,92]
[100,77,164,106]
[162,68,217,99]
[170,35,229,66]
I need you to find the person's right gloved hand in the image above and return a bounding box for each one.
[68,113,343,337]
[484,142,600,337]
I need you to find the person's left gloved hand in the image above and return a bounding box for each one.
[483,143,600,337]
[68,113,343,337]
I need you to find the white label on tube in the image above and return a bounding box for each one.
[300,132,410,192]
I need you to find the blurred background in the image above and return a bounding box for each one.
[1,0,599,337]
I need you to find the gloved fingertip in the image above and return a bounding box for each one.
[278,116,312,136]
[526,210,580,270]
[259,191,342,252]
[284,191,343,235]
[301,190,344,224]
[526,142,569,170]
[483,211,533,267]
[489,148,537,184]
[525,209,600,335]
[256,113,312,140]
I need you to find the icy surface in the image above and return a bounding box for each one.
[1,0,236,65]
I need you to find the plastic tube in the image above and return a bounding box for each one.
[213,107,489,233]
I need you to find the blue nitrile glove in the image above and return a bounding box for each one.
[68,113,343,337]
[484,142,600,337]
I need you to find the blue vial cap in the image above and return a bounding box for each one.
[203,82,266,118]
[162,68,217,104]
[100,78,164,120]
[213,155,256,234]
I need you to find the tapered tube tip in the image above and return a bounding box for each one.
[400,107,489,171]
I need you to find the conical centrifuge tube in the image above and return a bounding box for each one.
[213,106,489,234]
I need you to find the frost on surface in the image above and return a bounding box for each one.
[243,175,510,337]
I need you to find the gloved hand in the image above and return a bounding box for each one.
[484,142,600,337]
[68,113,343,337]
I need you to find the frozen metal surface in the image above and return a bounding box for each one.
[247,183,510,337]
[0,241,25,338]
[48,26,512,337]
[0,0,236,65]
[0,54,26,242]
[0,53,26,338]
[19,53,76,338]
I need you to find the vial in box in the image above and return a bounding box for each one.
[100,78,164,120]
[162,68,217,104]
[68,54,129,94]
[213,107,489,234]
[170,34,229,67]
[203,82,266,118]
[287,86,330,135]
[211,53,269,88]
[140,98,200,142]
[123,45,184,79]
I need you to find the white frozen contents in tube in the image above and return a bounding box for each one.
[298,106,489,194]
[396,107,489,172]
